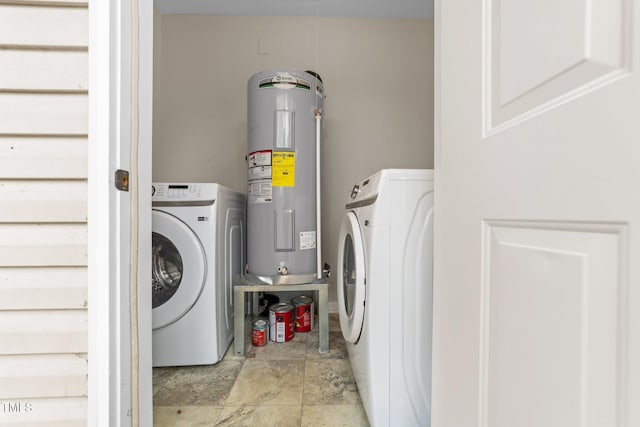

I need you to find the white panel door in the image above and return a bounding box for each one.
[434,0,639,426]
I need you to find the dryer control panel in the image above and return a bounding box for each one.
[349,172,381,202]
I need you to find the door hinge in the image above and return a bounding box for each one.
[115,169,129,192]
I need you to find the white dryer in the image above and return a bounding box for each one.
[337,169,434,426]
[152,183,245,367]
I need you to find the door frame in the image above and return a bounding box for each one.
[87,0,153,425]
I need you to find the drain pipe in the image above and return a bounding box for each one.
[315,108,323,280]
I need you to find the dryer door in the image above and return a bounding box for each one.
[152,209,206,329]
[337,211,366,343]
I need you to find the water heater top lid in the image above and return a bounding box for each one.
[250,69,324,93]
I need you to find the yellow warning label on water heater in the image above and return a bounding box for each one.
[271,151,295,187]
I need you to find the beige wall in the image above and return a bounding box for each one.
[153,15,434,303]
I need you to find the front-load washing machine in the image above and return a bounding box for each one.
[152,183,245,367]
[337,169,434,426]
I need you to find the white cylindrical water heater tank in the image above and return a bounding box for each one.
[246,70,325,284]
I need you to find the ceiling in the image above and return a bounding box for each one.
[154,0,434,20]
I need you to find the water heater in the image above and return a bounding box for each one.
[246,70,325,284]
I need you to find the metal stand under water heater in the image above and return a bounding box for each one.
[245,70,329,285]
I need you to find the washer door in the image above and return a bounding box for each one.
[152,209,206,329]
[337,211,366,343]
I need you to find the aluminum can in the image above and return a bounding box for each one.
[251,319,269,347]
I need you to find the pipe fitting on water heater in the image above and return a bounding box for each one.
[277,263,289,276]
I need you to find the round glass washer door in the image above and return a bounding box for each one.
[152,209,206,329]
[337,211,366,343]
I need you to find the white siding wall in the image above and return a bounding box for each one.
[0,1,88,425]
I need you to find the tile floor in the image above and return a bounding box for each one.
[153,314,370,426]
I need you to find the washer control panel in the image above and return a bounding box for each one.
[152,183,218,202]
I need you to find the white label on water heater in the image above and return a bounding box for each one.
[300,231,316,250]
[248,150,271,166]
[248,179,272,204]
[248,150,273,203]
[248,165,272,180]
